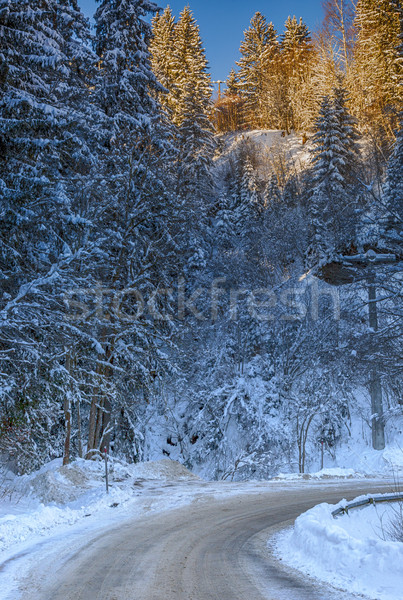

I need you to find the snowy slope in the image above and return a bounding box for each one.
[216,128,312,175]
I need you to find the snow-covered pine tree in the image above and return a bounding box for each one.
[173,6,215,187]
[332,81,361,180]
[382,120,403,253]
[237,12,278,129]
[264,174,282,206]
[215,69,244,132]
[151,7,214,205]
[240,158,262,218]
[86,0,179,459]
[169,7,215,273]
[308,88,360,262]
[150,6,177,116]
[226,69,240,96]
[0,0,103,470]
[282,15,311,49]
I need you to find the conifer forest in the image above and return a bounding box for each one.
[0,0,402,479]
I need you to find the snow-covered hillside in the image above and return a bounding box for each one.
[218,129,311,164]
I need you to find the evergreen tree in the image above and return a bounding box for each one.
[282,15,312,50]
[151,7,214,206]
[382,122,403,253]
[333,81,360,179]
[237,12,278,128]
[264,174,282,206]
[0,0,102,470]
[174,7,215,204]
[84,0,178,459]
[351,0,403,139]
[214,69,244,132]
[308,88,360,261]
[150,6,177,116]
[226,69,240,96]
[279,16,315,133]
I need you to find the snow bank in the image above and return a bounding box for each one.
[334,439,403,477]
[128,459,200,481]
[0,458,199,553]
[15,457,199,503]
[275,495,403,600]
[273,468,367,481]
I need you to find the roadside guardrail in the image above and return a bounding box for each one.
[332,493,403,518]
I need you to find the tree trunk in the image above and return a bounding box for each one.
[86,341,114,459]
[368,278,385,450]
[77,393,83,459]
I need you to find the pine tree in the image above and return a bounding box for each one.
[308,88,360,261]
[279,16,315,133]
[264,174,282,206]
[0,0,102,470]
[332,81,360,180]
[173,7,215,203]
[214,69,244,132]
[351,0,403,139]
[311,96,344,192]
[150,6,177,116]
[237,12,278,129]
[82,0,179,459]
[226,69,239,96]
[282,15,311,50]
[150,7,214,206]
[382,122,403,252]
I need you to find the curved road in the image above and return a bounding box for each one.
[18,480,392,600]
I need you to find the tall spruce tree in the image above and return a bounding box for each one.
[150,7,214,206]
[279,16,314,133]
[308,88,360,261]
[351,0,403,139]
[85,0,178,459]
[237,12,278,129]
[173,7,215,203]
[226,69,240,96]
[150,6,177,116]
[0,0,102,470]
[382,122,403,253]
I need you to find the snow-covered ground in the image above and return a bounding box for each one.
[0,458,202,554]
[0,453,402,599]
[215,128,312,181]
[0,458,220,599]
[274,494,403,600]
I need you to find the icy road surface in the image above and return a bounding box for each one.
[3,479,394,600]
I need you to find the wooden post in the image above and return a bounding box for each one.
[321,440,324,470]
[104,447,109,494]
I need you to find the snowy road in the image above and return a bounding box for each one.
[11,480,394,600]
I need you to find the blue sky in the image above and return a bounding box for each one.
[79,1,324,81]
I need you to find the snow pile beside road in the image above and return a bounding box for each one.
[275,495,403,600]
[15,457,199,504]
[129,459,200,481]
[334,438,403,477]
[273,468,368,481]
[0,458,200,553]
